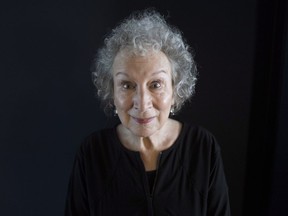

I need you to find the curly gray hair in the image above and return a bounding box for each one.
[92,9,197,114]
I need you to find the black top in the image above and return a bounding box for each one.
[65,123,230,216]
[146,170,156,195]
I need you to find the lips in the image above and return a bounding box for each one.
[132,117,155,124]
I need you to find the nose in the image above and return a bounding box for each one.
[133,86,152,112]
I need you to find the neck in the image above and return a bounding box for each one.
[117,119,181,153]
[116,119,181,171]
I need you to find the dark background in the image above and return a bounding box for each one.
[1,0,287,215]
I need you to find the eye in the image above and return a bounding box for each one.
[150,80,162,89]
[121,81,135,90]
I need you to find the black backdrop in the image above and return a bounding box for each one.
[1,0,287,216]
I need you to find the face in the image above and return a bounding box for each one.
[112,50,175,138]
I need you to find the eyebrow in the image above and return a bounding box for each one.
[115,72,128,77]
[152,70,167,76]
[115,70,167,77]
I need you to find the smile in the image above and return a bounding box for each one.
[132,117,155,124]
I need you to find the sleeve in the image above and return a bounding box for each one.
[65,147,89,216]
[207,142,231,216]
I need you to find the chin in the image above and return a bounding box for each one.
[129,127,157,138]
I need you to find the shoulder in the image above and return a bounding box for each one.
[177,123,226,192]
[180,123,220,148]
[76,126,120,164]
[67,127,121,204]
[176,123,221,161]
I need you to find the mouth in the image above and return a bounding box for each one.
[132,117,155,124]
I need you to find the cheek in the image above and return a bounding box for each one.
[157,92,174,108]
[114,92,130,110]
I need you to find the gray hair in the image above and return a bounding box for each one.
[92,9,197,114]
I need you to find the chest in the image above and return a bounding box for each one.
[88,155,208,216]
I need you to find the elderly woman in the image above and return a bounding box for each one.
[65,9,230,216]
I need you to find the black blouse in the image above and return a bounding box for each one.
[65,123,230,216]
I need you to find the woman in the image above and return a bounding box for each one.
[65,9,230,216]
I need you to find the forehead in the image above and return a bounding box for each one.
[112,50,172,77]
